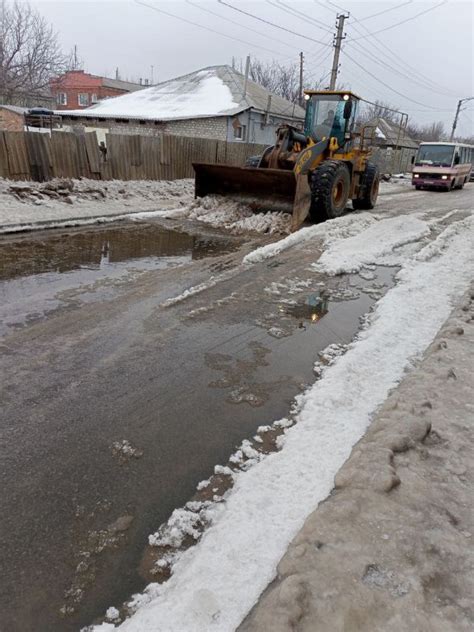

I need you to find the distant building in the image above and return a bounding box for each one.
[365,117,419,173]
[50,70,145,111]
[57,65,305,144]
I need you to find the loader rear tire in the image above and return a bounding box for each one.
[352,162,379,210]
[310,160,350,221]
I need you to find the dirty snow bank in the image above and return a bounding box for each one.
[314,215,431,275]
[89,215,474,631]
[243,212,375,264]
[241,284,474,632]
[0,177,194,232]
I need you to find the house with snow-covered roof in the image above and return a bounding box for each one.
[58,65,305,144]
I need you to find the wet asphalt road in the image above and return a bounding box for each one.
[0,184,472,631]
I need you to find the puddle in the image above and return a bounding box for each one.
[286,291,330,322]
[0,223,239,335]
[0,223,237,281]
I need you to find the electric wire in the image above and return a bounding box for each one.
[341,50,446,110]
[346,1,447,42]
[346,37,456,100]
[133,0,292,59]
[217,0,329,45]
[345,18,456,97]
[266,0,333,33]
[356,1,414,22]
[185,0,306,52]
[323,0,457,98]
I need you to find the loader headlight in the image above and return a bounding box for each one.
[413,174,420,178]
[343,94,350,101]
[441,175,448,180]
[304,94,311,101]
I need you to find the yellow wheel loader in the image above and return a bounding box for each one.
[193,90,380,231]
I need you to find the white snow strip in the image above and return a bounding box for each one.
[314,215,432,275]
[0,208,187,235]
[242,212,375,265]
[90,215,474,631]
[161,267,239,308]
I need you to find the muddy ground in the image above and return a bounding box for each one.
[0,183,472,631]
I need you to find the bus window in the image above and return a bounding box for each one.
[415,144,454,167]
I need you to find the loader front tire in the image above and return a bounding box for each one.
[352,162,380,210]
[310,160,351,221]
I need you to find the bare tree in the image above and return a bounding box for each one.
[358,100,401,124]
[249,59,301,104]
[406,120,446,142]
[0,0,66,105]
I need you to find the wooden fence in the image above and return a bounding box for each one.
[0,130,268,182]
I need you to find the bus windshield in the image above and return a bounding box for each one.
[415,144,454,167]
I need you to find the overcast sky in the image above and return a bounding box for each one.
[30,0,473,136]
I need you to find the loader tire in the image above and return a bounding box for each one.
[353,162,379,210]
[310,160,351,221]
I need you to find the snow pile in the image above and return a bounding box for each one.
[188,196,291,235]
[88,214,474,632]
[243,212,375,264]
[314,215,431,275]
[65,70,239,120]
[0,177,194,204]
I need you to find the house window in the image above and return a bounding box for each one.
[57,92,67,106]
[91,93,98,104]
[234,124,246,140]
[78,93,89,106]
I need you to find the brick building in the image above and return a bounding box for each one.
[50,70,144,111]
[58,65,305,144]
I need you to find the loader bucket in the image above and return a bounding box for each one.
[193,163,313,230]
[193,163,297,212]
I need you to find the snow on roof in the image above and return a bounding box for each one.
[59,65,305,122]
[368,117,418,149]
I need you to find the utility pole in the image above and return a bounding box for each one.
[243,55,250,98]
[450,96,474,140]
[330,13,348,90]
[299,52,304,107]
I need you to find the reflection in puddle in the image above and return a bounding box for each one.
[0,223,239,335]
[286,291,330,323]
[0,223,238,281]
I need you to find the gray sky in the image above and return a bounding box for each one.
[31,0,473,136]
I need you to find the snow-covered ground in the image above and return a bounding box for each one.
[0,176,410,236]
[87,206,474,631]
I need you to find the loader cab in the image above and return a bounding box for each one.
[304,91,359,148]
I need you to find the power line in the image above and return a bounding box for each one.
[347,1,447,42]
[326,0,457,98]
[266,0,333,33]
[357,1,414,22]
[133,0,290,58]
[217,0,329,45]
[185,0,303,52]
[346,38,455,100]
[346,22,455,98]
[341,50,445,110]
